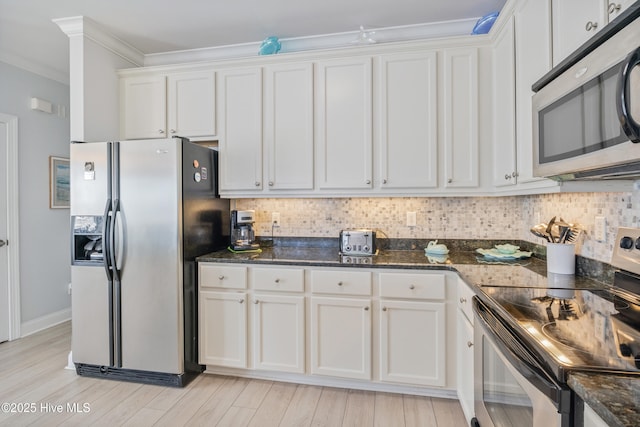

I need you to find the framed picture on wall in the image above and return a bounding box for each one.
[49,156,70,209]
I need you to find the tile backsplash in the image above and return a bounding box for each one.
[235,189,640,264]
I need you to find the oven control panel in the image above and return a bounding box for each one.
[612,227,640,275]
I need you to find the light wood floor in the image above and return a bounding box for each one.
[0,322,467,426]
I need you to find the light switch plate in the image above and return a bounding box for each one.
[594,216,606,242]
[406,211,416,227]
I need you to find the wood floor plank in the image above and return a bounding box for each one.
[88,383,164,426]
[374,392,405,427]
[232,378,273,409]
[279,384,322,427]
[403,394,438,427]
[184,376,251,427]
[431,397,467,427]
[342,389,375,427]
[216,406,256,427]
[311,387,348,427]
[247,381,298,427]
[121,407,166,427]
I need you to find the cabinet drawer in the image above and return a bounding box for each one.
[379,273,445,300]
[199,264,247,289]
[457,280,475,324]
[252,267,304,292]
[311,270,372,296]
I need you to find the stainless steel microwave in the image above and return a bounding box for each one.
[533,9,640,181]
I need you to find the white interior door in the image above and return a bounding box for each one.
[0,120,10,343]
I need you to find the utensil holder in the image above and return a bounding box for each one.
[546,243,575,275]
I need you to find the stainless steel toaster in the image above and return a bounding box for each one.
[339,229,376,256]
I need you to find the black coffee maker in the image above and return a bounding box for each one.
[230,210,259,250]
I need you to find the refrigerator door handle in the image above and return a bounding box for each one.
[110,199,122,281]
[102,198,114,281]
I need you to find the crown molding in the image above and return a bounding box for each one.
[53,16,144,67]
[144,18,479,67]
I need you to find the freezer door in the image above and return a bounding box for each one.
[71,266,111,366]
[117,139,183,374]
[70,142,109,216]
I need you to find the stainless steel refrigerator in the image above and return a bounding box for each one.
[70,137,229,387]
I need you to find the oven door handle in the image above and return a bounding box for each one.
[618,46,640,143]
[473,297,572,415]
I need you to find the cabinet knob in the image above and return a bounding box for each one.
[460,297,467,303]
[467,341,474,348]
[269,181,274,186]
[608,3,621,14]
[366,179,371,185]
[239,299,245,304]
[218,275,225,280]
[512,171,518,178]
[382,307,388,311]
[447,178,453,184]
[383,179,387,184]
[274,278,280,283]
[504,174,511,180]
[254,300,259,304]
[364,306,369,311]
[409,284,415,290]
[585,21,598,31]
[255,181,261,187]
[158,129,165,134]
[170,129,176,134]
[337,281,343,286]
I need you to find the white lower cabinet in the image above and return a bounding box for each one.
[379,299,446,386]
[199,290,248,368]
[252,293,305,373]
[310,296,372,380]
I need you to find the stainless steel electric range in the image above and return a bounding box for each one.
[472,227,640,427]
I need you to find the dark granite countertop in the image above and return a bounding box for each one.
[197,241,636,425]
[569,372,640,427]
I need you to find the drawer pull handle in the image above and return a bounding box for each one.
[218,275,225,280]
[382,307,387,311]
[409,284,415,290]
[337,281,343,286]
[239,299,245,304]
[459,297,467,303]
[467,341,474,348]
[274,279,280,283]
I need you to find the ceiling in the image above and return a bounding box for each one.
[0,0,506,84]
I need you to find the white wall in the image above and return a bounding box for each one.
[0,61,71,331]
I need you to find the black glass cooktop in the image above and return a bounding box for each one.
[476,274,640,381]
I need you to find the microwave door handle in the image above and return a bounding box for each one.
[618,47,640,142]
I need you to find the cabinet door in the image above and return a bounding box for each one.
[167,71,215,137]
[457,310,475,422]
[252,294,305,373]
[443,48,479,188]
[121,75,166,140]
[199,291,247,367]
[552,0,605,66]
[316,57,373,190]
[264,63,314,190]
[217,67,263,191]
[379,52,438,189]
[492,17,517,188]
[379,300,446,386]
[515,0,554,185]
[310,296,371,380]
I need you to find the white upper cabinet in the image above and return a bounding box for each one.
[120,71,215,140]
[443,47,479,188]
[217,67,263,192]
[264,63,314,191]
[120,75,166,140]
[492,17,517,188]
[167,71,215,137]
[378,51,438,189]
[316,57,373,190]
[552,0,635,66]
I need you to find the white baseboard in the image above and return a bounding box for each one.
[21,308,71,337]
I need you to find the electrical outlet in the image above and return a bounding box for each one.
[272,212,281,227]
[594,216,606,242]
[406,211,417,227]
